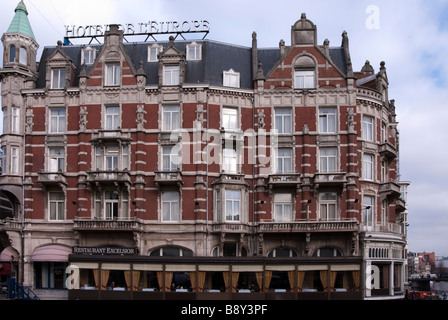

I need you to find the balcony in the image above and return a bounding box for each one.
[86,170,131,189]
[258,218,359,233]
[210,223,251,233]
[90,129,131,144]
[154,170,183,188]
[268,173,301,189]
[213,173,248,187]
[37,171,67,189]
[314,172,347,189]
[73,218,139,232]
[379,142,397,160]
[380,181,401,200]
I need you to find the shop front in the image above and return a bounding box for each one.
[67,252,363,300]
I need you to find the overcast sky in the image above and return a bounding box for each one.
[1,0,448,256]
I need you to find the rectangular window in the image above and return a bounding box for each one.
[319,192,337,221]
[105,106,120,130]
[51,69,66,89]
[215,189,221,222]
[82,48,96,65]
[275,148,292,174]
[105,191,119,219]
[222,148,238,174]
[162,145,180,171]
[187,43,202,61]
[105,146,119,171]
[11,107,19,133]
[50,108,66,133]
[381,160,387,182]
[225,190,241,222]
[1,147,6,174]
[148,45,163,62]
[49,192,65,220]
[162,191,180,222]
[222,107,238,130]
[223,70,240,88]
[319,108,336,133]
[49,147,65,172]
[363,154,374,180]
[363,195,374,228]
[381,122,387,143]
[274,108,292,134]
[274,193,292,222]
[10,147,19,174]
[294,70,314,89]
[320,147,337,173]
[362,115,374,141]
[163,65,180,85]
[3,109,7,134]
[381,200,388,226]
[105,64,120,86]
[162,105,180,130]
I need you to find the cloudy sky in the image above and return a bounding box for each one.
[1,0,447,255]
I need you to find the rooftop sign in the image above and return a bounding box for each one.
[64,20,210,44]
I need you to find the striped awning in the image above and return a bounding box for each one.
[31,245,71,262]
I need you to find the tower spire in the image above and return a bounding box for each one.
[7,1,36,40]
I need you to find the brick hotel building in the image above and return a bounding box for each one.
[0,1,410,300]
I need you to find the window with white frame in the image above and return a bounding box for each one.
[222,107,238,130]
[274,193,293,222]
[51,69,66,89]
[2,109,7,134]
[223,69,240,88]
[148,44,163,62]
[48,147,65,172]
[275,148,292,173]
[81,47,96,65]
[320,147,337,173]
[1,147,6,174]
[225,190,241,222]
[222,147,238,174]
[362,115,374,141]
[10,107,19,134]
[294,70,314,89]
[94,190,129,219]
[319,192,337,221]
[19,47,27,65]
[381,122,387,143]
[381,160,387,182]
[163,65,180,85]
[187,42,202,61]
[362,195,374,228]
[162,105,180,130]
[162,145,180,171]
[162,191,180,222]
[274,108,292,134]
[105,63,120,86]
[49,192,65,220]
[94,145,129,171]
[381,200,388,226]
[105,106,120,130]
[50,108,66,133]
[362,154,374,180]
[10,147,19,174]
[319,108,336,133]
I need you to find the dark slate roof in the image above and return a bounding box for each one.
[36,39,347,90]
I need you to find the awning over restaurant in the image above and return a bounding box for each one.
[31,245,71,262]
[0,246,19,262]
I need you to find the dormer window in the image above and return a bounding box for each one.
[163,65,180,86]
[186,42,202,61]
[81,47,96,65]
[51,69,66,89]
[105,63,120,86]
[223,69,240,88]
[148,44,163,62]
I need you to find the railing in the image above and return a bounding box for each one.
[211,223,251,233]
[7,279,39,300]
[37,171,67,186]
[86,170,131,184]
[73,218,139,231]
[314,172,347,185]
[258,219,359,233]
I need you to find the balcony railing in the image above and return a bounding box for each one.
[380,181,401,200]
[37,171,67,187]
[90,129,131,143]
[258,218,359,233]
[154,170,183,187]
[210,223,251,233]
[268,173,301,187]
[314,172,347,187]
[86,170,131,184]
[73,218,139,231]
[379,142,397,160]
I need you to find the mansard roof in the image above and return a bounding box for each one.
[36,38,350,89]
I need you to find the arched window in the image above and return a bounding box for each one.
[9,45,16,62]
[293,55,316,89]
[19,47,27,65]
